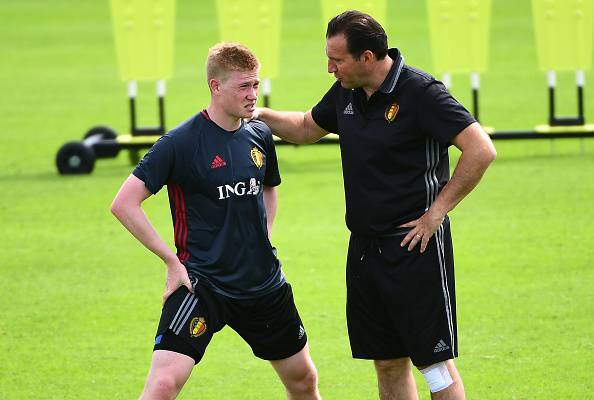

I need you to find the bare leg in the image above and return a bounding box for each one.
[270,344,321,400]
[374,357,419,400]
[139,350,195,400]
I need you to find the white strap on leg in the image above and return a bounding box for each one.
[420,361,454,393]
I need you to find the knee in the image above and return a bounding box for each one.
[144,374,182,399]
[286,366,319,395]
[374,358,411,376]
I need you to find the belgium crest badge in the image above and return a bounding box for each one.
[385,102,399,123]
[190,317,207,337]
[251,147,264,169]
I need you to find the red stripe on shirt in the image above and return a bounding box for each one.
[176,185,189,262]
[168,184,189,262]
[176,185,189,263]
[167,185,181,251]
[201,109,210,120]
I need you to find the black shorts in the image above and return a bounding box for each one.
[153,281,307,364]
[346,217,457,366]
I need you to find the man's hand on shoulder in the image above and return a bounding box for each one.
[247,107,328,144]
[251,107,264,121]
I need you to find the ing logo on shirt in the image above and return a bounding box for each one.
[217,178,261,199]
[251,147,264,169]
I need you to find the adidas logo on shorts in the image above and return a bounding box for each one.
[343,102,354,115]
[434,339,450,353]
[298,325,305,340]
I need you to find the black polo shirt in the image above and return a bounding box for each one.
[133,110,284,299]
[312,48,476,236]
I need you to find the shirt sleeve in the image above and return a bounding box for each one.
[417,80,476,146]
[263,127,281,187]
[132,135,175,194]
[311,82,340,134]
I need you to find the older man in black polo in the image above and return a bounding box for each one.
[254,10,496,400]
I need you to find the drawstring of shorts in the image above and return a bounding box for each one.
[360,238,382,261]
[357,228,411,261]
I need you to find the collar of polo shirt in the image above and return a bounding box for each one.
[378,48,405,94]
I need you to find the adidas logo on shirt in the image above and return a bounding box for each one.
[433,339,450,353]
[211,155,227,169]
[298,325,305,340]
[343,102,354,115]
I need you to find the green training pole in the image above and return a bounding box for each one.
[110,0,175,81]
[216,0,282,107]
[427,0,491,121]
[532,0,593,127]
[532,0,593,72]
[426,0,490,77]
[110,0,175,141]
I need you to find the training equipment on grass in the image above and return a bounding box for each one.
[423,0,594,141]
[55,1,594,172]
[216,0,282,107]
[56,0,175,174]
[426,0,490,122]
[489,0,594,139]
[532,0,593,129]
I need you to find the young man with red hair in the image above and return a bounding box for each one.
[112,43,321,400]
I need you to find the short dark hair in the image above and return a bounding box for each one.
[326,10,388,60]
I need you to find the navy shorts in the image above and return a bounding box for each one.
[154,281,307,364]
[346,217,458,366]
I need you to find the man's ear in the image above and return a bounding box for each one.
[209,78,220,94]
[362,50,375,64]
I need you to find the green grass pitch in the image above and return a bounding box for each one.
[1,0,593,398]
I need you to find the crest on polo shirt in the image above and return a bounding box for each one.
[251,147,264,168]
[189,317,207,337]
[385,102,399,123]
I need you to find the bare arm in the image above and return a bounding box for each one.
[111,174,193,301]
[111,174,176,262]
[263,185,278,240]
[255,108,329,144]
[429,122,496,218]
[400,122,497,252]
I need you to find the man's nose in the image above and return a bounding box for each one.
[247,86,258,99]
[327,61,337,73]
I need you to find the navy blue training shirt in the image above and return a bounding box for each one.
[312,48,476,236]
[133,110,284,299]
